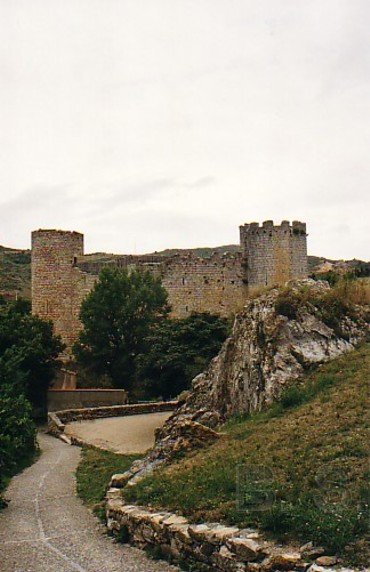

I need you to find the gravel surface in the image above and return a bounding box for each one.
[64,412,172,454]
[0,431,177,572]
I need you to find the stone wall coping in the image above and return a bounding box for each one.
[47,401,178,439]
[105,494,355,572]
[48,388,128,393]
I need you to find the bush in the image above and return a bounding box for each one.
[0,358,37,505]
[274,296,298,320]
[274,280,367,336]
[135,312,230,399]
[0,298,61,505]
[0,298,63,413]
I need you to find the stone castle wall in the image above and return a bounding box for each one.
[240,220,307,287]
[31,230,96,357]
[31,222,307,354]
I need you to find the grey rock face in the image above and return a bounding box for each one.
[119,280,369,483]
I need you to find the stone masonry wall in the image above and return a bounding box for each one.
[47,388,128,411]
[78,252,246,318]
[240,220,307,287]
[32,221,308,353]
[31,229,97,357]
[161,252,246,318]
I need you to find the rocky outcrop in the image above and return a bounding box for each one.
[118,280,369,484]
[181,280,368,419]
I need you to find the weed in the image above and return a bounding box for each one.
[116,525,130,544]
[76,447,140,507]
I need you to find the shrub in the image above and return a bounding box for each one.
[274,280,367,336]
[135,312,230,399]
[274,296,298,320]
[0,298,63,413]
[0,359,37,505]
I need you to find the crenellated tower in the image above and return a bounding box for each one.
[239,220,307,287]
[31,220,308,356]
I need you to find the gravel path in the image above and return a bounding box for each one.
[64,412,172,454]
[0,431,177,572]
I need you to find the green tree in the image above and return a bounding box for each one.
[73,267,169,389]
[0,299,62,506]
[0,354,36,504]
[136,312,230,399]
[0,298,63,413]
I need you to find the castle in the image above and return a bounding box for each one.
[31,220,307,356]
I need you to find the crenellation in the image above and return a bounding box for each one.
[31,220,308,353]
[240,220,307,287]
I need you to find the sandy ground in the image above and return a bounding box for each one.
[64,411,172,454]
[0,431,177,572]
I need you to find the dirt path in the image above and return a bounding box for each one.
[0,431,177,572]
[64,412,171,453]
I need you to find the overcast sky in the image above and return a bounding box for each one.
[0,0,369,259]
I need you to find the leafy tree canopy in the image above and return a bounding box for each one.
[73,267,169,389]
[136,312,230,399]
[0,297,63,504]
[0,298,63,410]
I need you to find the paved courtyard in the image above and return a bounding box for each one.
[64,411,172,453]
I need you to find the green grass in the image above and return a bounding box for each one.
[76,447,141,518]
[123,344,370,566]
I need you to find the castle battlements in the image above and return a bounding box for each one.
[31,220,308,353]
[239,220,307,235]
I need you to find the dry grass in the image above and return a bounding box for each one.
[125,344,370,565]
[334,278,370,306]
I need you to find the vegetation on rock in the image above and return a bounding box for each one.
[124,344,370,565]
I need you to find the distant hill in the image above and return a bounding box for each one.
[0,246,31,300]
[149,244,241,258]
[1,243,368,300]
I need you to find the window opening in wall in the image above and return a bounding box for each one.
[185,305,189,312]
[72,256,77,266]
[182,277,185,285]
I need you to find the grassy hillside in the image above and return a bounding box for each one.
[0,246,31,300]
[124,344,370,565]
[149,244,241,257]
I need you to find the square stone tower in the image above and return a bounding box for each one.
[239,220,307,287]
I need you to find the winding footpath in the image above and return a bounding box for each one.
[0,431,177,572]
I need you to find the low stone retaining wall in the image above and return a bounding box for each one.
[106,493,344,572]
[48,401,178,438]
[47,388,128,411]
